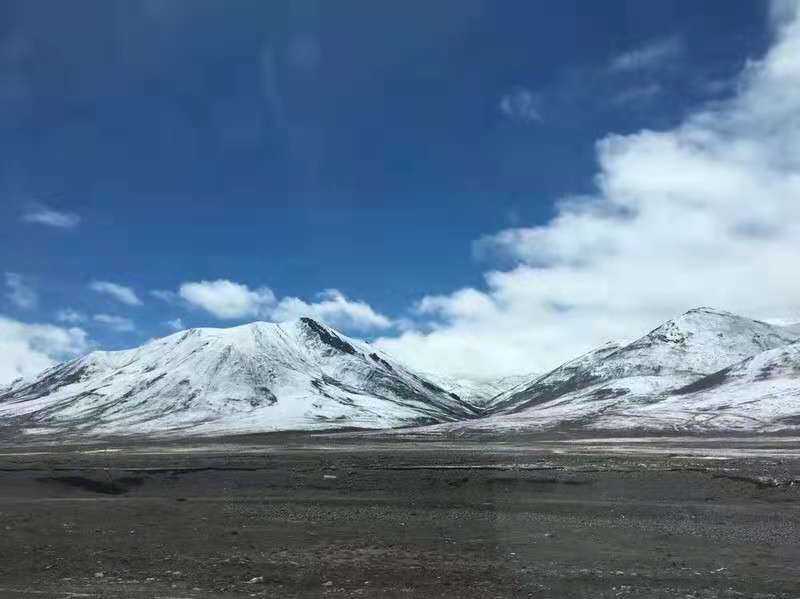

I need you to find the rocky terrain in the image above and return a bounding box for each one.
[0,433,798,598]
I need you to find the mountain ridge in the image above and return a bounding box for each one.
[0,318,479,435]
[3,308,800,435]
[434,307,800,432]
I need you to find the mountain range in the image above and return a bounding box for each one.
[2,308,799,436]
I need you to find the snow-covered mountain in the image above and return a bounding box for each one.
[0,318,480,435]
[592,341,800,431]
[488,341,624,415]
[447,308,800,432]
[3,308,800,436]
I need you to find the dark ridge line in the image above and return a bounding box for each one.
[377,465,565,471]
[0,466,272,474]
[37,475,145,495]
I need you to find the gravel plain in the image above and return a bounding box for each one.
[0,431,799,598]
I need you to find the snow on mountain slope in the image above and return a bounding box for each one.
[3,307,798,436]
[592,341,800,431]
[487,341,624,415]
[427,308,800,433]
[0,318,480,435]
[490,308,800,417]
[419,372,534,408]
[781,322,800,337]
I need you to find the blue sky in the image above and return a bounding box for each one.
[4,0,800,381]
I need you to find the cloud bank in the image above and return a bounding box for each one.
[0,317,89,384]
[178,280,275,320]
[167,279,392,332]
[376,6,800,377]
[271,289,392,331]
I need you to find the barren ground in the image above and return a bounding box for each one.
[0,432,799,598]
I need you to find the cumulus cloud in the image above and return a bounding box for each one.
[93,313,136,332]
[0,316,89,385]
[499,88,541,122]
[170,279,392,331]
[375,7,800,377]
[178,279,275,320]
[21,205,81,229]
[89,281,142,306]
[272,289,393,331]
[610,36,684,72]
[4,272,37,309]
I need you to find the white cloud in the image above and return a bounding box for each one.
[610,36,684,72]
[4,272,37,309]
[93,313,136,332]
[55,308,86,323]
[165,317,184,331]
[376,7,800,377]
[499,88,541,122]
[89,281,142,306]
[272,289,393,331]
[169,279,392,331]
[0,316,89,385]
[21,205,81,229]
[178,279,275,319]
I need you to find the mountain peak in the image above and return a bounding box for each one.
[0,315,478,435]
[681,306,735,318]
[298,317,358,355]
[625,306,798,363]
[485,307,800,426]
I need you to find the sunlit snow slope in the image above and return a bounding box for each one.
[446,308,800,432]
[0,318,479,435]
[3,308,800,436]
[594,341,800,431]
